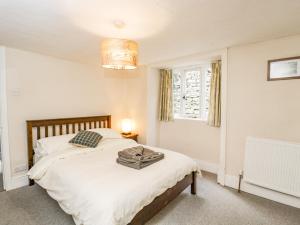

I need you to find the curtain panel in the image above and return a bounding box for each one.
[208,60,221,127]
[159,69,174,121]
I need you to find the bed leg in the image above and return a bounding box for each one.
[191,171,197,195]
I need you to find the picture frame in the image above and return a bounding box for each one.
[267,56,300,81]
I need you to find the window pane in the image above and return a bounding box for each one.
[183,70,201,118]
[172,64,211,120]
[172,70,182,116]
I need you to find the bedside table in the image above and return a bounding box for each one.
[122,133,138,142]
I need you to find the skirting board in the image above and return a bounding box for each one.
[195,159,219,174]
[6,174,28,191]
[225,175,300,208]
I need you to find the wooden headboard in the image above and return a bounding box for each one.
[27,115,111,172]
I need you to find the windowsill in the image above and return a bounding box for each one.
[174,116,208,123]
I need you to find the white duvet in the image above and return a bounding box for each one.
[28,138,199,225]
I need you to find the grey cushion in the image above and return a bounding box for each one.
[69,130,102,148]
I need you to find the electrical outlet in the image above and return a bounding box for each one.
[14,164,27,173]
[10,89,21,96]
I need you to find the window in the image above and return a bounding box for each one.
[172,64,211,120]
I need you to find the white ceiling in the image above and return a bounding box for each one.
[0,0,300,65]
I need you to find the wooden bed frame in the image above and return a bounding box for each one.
[27,115,197,225]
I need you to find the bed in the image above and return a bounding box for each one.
[27,115,199,225]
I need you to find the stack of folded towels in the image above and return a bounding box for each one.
[117,146,164,169]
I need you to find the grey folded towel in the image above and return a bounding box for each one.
[117,146,164,169]
[117,155,164,170]
[118,146,163,161]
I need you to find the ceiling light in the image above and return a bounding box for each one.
[101,38,138,70]
[113,20,126,29]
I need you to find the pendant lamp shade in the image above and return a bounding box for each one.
[101,38,138,70]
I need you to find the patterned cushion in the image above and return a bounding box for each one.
[69,130,102,148]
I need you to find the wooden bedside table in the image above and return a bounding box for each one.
[122,133,138,142]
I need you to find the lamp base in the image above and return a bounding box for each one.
[122,132,132,135]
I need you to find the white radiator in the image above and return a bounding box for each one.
[244,137,300,197]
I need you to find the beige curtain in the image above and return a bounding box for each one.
[208,60,221,127]
[159,69,174,121]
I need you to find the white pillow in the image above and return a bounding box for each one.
[35,133,75,158]
[88,128,122,139]
[34,129,121,158]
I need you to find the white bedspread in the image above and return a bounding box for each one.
[28,138,199,225]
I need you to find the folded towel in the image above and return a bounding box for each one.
[117,146,164,169]
[117,155,164,170]
[118,146,162,161]
[118,153,164,163]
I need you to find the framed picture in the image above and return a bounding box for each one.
[267,56,300,81]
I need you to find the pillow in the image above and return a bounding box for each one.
[35,134,75,158]
[88,128,122,139]
[35,128,119,157]
[69,130,102,148]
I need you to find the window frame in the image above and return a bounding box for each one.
[172,64,211,121]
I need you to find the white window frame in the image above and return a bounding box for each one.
[173,64,211,121]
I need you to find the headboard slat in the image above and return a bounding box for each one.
[59,125,63,135]
[45,126,48,137]
[52,125,56,135]
[37,126,41,140]
[66,124,69,134]
[27,115,111,176]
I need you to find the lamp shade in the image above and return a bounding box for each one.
[121,118,133,134]
[101,38,138,70]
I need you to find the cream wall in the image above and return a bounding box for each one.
[5,47,127,176]
[126,67,161,146]
[145,67,160,146]
[125,66,148,144]
[226,35,300,176]
[159,120,220,164]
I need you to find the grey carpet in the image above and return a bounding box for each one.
[0,172,299,225]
